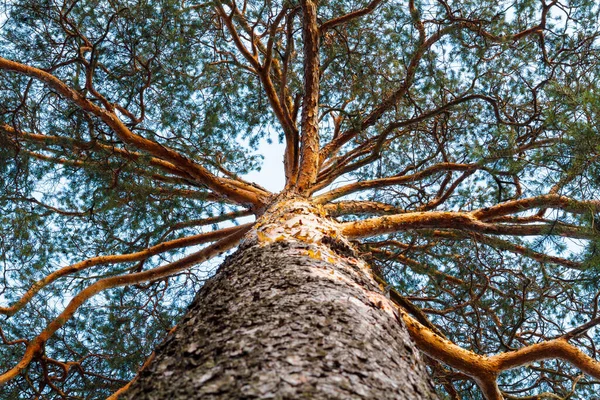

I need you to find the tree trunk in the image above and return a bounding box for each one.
[123,199,438,399]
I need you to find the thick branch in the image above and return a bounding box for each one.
[0,123,195,181]
[296,0,321,192]
[472,195,600,221]
[324,200,403,217]
[398,308,600,400]
[341,211,597,240]
[320,0,385,32]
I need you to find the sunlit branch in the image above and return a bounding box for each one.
[0,224,252,317]
[36,353,107,387]
[0,123,196,181]
[397,306,600,400]
[0,225,250,385]
[341,210,597,240]
[296,0,321,193]
[472,195,600,221]
[319,0,385,32]
[315,162,477,203]
[0,57,268,208]
[324,200,403,217]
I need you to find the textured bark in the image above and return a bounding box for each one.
[296,0,321,191]
[124,200,438,399]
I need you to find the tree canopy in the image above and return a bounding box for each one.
[1,0,600,398]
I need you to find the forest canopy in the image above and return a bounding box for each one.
[1,0,600,399]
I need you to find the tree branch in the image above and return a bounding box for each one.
[397,307,600,400]
[0,224,252,317]
[341,210,597,240]
[319,0,385,32]
[0,57,269,208]
[215,4,300,188]
[318,21,455,163]
[423,230,583,270]
[1,123,196,182]
[324,200,403,217]
[472,195,600,221]
[296,0,321,192]
[0,225,250,385]
[316,162,477,203]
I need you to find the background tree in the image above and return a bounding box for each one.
[1,0,600,398]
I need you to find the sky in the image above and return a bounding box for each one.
[244,139,286,193]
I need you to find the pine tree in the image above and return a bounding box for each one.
[1,1,600,398]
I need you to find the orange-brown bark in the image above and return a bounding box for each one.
[471,194,600,220]
[341,209,597,240]
[397,307,600,400]
[319,0,384,32]
[295,0,321,192]
[323,200,404,216]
